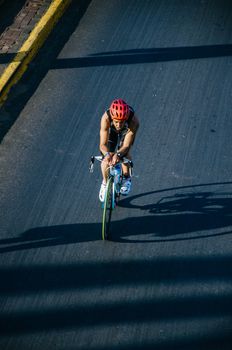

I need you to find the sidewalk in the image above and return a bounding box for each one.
[0,0,72,142]
[0,0,72,108]
[0,0,53,77]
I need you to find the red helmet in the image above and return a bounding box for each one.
[110,99,130,121]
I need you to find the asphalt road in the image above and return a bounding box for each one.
[0,0,232,349]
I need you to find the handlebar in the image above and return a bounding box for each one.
[89,155,133,173]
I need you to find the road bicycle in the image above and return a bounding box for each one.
[89,155,133,240]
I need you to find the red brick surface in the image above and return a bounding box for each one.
[0,0,52,74]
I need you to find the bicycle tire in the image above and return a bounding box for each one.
[102,177,113,240]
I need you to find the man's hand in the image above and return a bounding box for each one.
[111,153,120,166]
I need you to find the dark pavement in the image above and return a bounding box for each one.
[0,0,232,349]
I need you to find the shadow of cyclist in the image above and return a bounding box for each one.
[111,185,232,242]
[1,183,232,251]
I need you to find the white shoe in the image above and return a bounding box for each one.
[99,182,106,202]
[120,177,131,195]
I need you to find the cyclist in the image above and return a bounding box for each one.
[99,98,139,202]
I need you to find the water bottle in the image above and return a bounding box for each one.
[114,163,121,187]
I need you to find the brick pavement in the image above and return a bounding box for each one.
[0,0,53,75]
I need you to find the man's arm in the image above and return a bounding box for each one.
[117,114,140,157]
[99,112,110,156]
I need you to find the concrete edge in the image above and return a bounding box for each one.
[0,0,72,106]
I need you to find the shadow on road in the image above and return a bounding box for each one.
[0,184,232,348]
[114,181,232,242]
[1,182,232,251]
[52,44,232,69]
[0,255,232,349]
[1,23,232,142]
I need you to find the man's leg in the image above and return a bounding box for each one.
[121,151,132,195]
[101,154,113,183]
[99,160,107,202]
[121,149,132,175]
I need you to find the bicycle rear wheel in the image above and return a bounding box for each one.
[102,177,113,240]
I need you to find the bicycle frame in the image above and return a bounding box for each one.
[89,155,133,240]
[90,155,133,207]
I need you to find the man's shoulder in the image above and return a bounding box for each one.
[128,112,139,131]
[128,108,139,123]
[101,111,111,128]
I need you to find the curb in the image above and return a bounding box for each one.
[0,0,72,106]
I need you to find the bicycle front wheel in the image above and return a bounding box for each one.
[102,177,113,240]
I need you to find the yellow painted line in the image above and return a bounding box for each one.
[0,0,72,106]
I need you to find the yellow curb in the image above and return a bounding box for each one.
[0,0,72,106]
